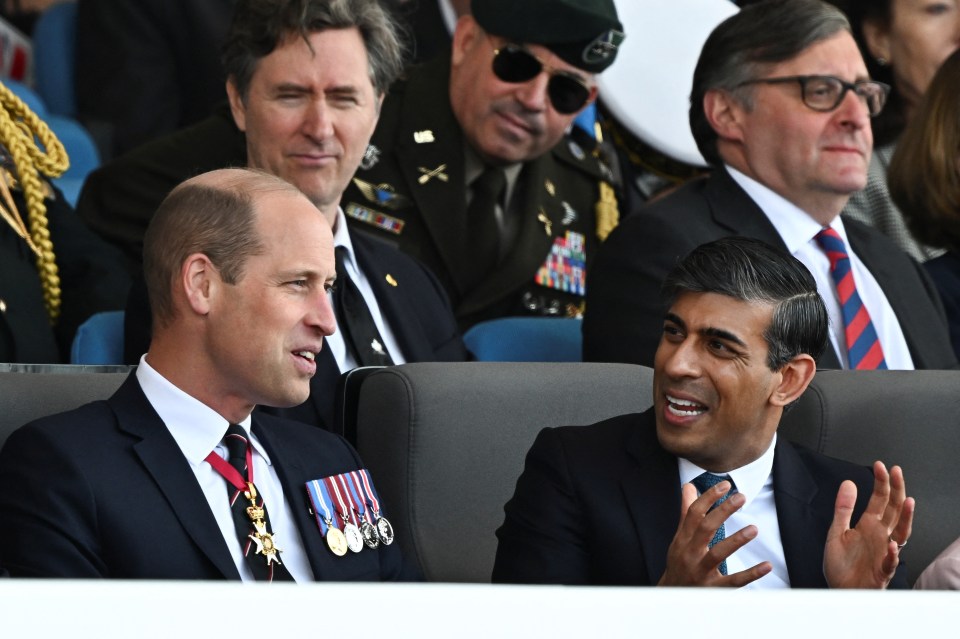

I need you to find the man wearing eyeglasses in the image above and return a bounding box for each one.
[339,0,624,329]
[583,0,956,371]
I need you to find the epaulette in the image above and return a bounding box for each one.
[552,130,619,187]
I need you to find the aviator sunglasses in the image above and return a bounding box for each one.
[491,43,593,115]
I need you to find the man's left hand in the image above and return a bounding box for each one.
[823,461,914,589]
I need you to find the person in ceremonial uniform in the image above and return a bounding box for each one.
[0,81,129,363]
[494,237,914,588]
[0,168,413,581]
[339,0,624,328]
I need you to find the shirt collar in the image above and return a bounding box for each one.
[332,207,357,266]
[678,433,777,509]
[136,355,272,467]
[725,165,853,254]
[464,144,523,204]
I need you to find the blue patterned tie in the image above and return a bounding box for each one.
[814,228,888,369]
[691,472,737,576]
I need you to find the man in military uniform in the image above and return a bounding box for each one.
[341,0,624,328]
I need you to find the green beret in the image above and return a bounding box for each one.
[471,0,624,73]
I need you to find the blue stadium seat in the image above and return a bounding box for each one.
[70,310,125,364]
[572,101,597,138]
[463,317,583,362]
[32,1,78,118]
[45,114,100,206]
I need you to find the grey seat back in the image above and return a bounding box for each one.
[355,362,654,582]
[780,369,960,584]
[0,364,132,451]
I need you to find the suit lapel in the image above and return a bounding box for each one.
[110,374,240,580]
[253,418,363,581]
[455,155,562,318]
[352,233,434,361]
[707,169,789,245]
[307,342,340,429]
[620,413,682,583]
[845,223,923,367]
[773,439,828,588]
[393,57,472,297]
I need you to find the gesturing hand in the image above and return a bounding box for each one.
[658,480,771,587]
[824,461,914,589]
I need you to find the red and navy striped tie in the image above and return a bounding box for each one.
[814,228,887,370]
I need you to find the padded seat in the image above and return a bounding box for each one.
[780,369,960,585]
[0,364,132,452]
[354,362,654,582]
[355,363,960,586]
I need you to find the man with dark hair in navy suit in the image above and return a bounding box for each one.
[495,237,914,588]
[0,168,413,580]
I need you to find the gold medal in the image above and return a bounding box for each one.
[249,520,283,565]
[326,527,348,556]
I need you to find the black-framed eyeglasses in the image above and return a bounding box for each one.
[735,75,891,117]
[491,44,593,115]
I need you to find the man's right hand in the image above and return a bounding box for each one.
[658,481,772,587]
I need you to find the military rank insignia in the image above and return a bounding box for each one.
[535,231,586,296]
[305,469,394,557]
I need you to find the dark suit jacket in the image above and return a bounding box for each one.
[340,55,611,329]
[392,0,452,64]
[491,409,907,588]
[76,104,246,275]
[582,168,957,370]
[924,251,960,362]
[0,373,414,580]
[75,0,234,158]
[124,230,468,431]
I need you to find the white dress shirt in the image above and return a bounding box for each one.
[678,435,789,589]
[728,167,914,369]
[326,208,406,372]
[136,357,315,582]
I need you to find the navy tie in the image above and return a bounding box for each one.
[333,246,394,367]
[691,472,737,576]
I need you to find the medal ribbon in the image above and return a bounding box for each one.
[349,471,373,523]
[358,468,382,516]
[337,473,363,524]
[324,475,352,528]
[306,480,335,535]
[205,441,254,491]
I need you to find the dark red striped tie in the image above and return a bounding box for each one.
[221,425,293,581]
[814,228,888,370]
